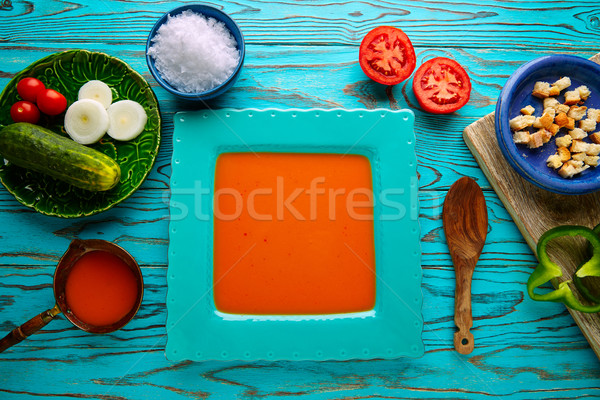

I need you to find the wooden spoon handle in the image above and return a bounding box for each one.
[454,257,475,354]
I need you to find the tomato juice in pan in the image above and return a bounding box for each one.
[65,250,140,327]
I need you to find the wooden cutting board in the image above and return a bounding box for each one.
[463,53,600,359]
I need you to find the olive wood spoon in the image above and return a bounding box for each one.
[443,177,488,355]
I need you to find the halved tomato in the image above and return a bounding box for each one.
[412,57,471,114]
[359,26,416,86]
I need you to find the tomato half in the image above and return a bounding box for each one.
[16,77,46,103]
[37,88,67,116]
[412,57,471,114]
[10,101,40,124]
[359,26,416,86]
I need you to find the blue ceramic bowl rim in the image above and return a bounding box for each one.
[495,54,600,195]
[145,4,245,100]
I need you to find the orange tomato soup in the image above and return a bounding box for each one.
[213,153,376,315]
[65,251,139,327]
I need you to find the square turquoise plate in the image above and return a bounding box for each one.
[167,108,423,361]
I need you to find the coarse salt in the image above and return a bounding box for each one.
[147,10,240,93]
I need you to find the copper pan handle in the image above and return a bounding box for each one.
[0,304,61,353]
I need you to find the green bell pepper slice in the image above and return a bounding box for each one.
[527,225,600,313]
[573,223,600,304]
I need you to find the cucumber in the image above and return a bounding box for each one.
[0,122,121,191]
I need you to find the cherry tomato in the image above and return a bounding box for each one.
[10,101,40,124]
[16,77,46,103]
[359,26,416,86]
[412,57,471,114]
[36,88,67,116]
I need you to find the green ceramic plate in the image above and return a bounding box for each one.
[0,50,161,218]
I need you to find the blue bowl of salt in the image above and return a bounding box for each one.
[146,4,245,101]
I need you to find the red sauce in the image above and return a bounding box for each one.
[213,153,376,315]
[65,250,139,327]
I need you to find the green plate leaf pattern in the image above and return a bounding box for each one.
[0,50,161,218]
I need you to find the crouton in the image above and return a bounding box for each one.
[557,103,571,114]
[576,85,592,101]
[539,112,554,130]
[568,106,588,121]
[549,86,560,96]
[555,112,569,127]
[587,143,600,156]
[576,162,591,174]
[543,108,556,119]
[585,155,600,167]
[546,154,563,169]
[539,129,553,143]
[568,128,587,140]
[533,81,551,98]
[509,115,536,131]
[558,162,576,178]
[533,112,554,130]
[543,97,560,111]
[565,117,575,130]
[589,132,600,144]
[528,131,544,148]
[521,105,535,115]
[580,118,597,132]
[571,139,590,153]
[555,134,573,148]
[557,146,571,162]
[512,130,530,145]
[564,90,581,105]
[572,152,587,162]
[558,160,589,178]
[570,160,585,169]
[549,123,560,135]
[552,76,572,91]
[587,108,600,123]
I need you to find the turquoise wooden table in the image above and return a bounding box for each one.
[2,0,600,398]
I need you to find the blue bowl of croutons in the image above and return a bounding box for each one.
[496,55,600,195]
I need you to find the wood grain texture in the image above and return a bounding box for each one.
[463,53,600,361]
[2,0,600,50]
[1,0,600,398]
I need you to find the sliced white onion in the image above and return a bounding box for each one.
[64,99,109,144]
[107,100,147,141]
[78,80,113,109]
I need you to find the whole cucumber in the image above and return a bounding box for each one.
[0,122,121,191]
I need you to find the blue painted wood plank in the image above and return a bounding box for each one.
[1,0,600,50]
[0,189,531,265]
